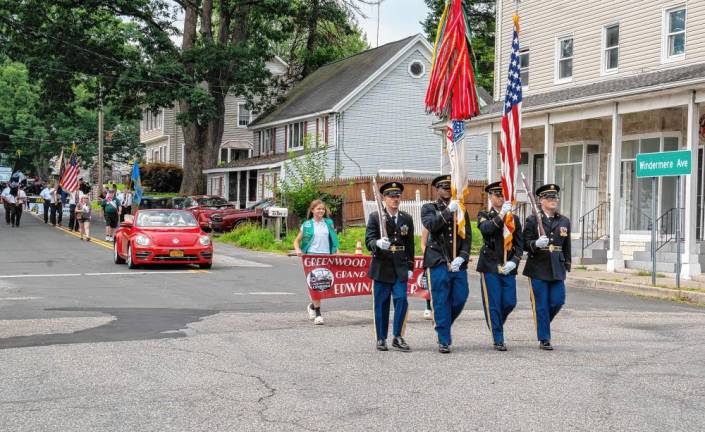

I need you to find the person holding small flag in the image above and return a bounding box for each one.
[421,175,471,354]
[523,184,571,350]
[476,182,523,351]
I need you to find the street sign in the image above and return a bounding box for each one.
[267,207,288,218]
[636,150,692,178]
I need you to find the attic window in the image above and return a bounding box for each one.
[408,60,425,78]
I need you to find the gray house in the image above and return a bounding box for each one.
[203,34,494,207]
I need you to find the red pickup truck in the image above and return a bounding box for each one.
[179,195,274,232]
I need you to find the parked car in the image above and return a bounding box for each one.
[182,195,274,232]
[113,209,213,269]
[138,196,173,209]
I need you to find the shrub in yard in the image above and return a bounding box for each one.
[140,163,183,193]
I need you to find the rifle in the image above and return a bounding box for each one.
[371,177,388,239]
[520,172,545,237]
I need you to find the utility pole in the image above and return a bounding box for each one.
[97,83,104,190]
[376,1,381,47]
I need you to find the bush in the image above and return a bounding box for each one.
[140,163,183,193]
[219,223,294,252]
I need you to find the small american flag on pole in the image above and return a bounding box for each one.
[61,149,79,193]
[499,16,522,254]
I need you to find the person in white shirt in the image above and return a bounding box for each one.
[9,185,26,227]
[1,183,11,225]
[120,189,133,222]
[40,184,53,223]
[68,188,79,231]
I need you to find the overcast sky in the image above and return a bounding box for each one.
[356,0,430,47]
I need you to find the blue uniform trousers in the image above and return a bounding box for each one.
[480,272,517,344]
[428,265,469,346]
[372,278,408,341]
[529,279,566,342]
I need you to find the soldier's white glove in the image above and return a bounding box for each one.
[450,256,465,272]
[535,235,549,248]
[499,201,512,218]
[376,237,391,250]
[408,270,414,280]
[501,261,517,275]
[447,200,459,213]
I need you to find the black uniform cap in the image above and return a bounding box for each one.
[432,174,451,188]
[380,181,404,196]
[536,183,560,198]
[484,181,503,194]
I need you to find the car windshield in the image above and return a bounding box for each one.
[246,198,273,210]
[197,197,230,207]
[136,210,198,227]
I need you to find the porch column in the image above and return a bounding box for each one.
[543,115,554,183]
[682,91,701,278]
[607,103,624,271]
[488,130,498,182]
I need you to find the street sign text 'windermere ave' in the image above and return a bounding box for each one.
[636,150,692,178]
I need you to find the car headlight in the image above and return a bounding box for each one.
[199,235,211,246]
[135,235,150,246]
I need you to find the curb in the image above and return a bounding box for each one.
[567,276,705,305]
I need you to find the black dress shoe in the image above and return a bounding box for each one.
[438,344,451,354]
[376,340,388,351]
[539,340,553,350]
[392,337,410,352]
[494,342,507,351]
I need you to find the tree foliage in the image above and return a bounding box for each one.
[422,0,495,93]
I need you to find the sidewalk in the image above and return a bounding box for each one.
[566,264,705,305]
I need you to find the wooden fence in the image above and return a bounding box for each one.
[318,176,487,228]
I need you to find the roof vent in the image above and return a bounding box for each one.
[408,60,425,78]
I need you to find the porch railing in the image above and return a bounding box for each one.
[655,207,685,251]
[579,201,610,260]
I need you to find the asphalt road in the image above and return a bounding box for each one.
[1,207,704,431]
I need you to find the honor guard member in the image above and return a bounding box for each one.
[365,181,415,352]
[421,175,471,354]
[523,184,571,350]
[476,182,523,351]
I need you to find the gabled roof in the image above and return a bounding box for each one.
[478,62,705,119]
[251,34,428,128]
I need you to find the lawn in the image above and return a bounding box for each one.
[216,221,482,256]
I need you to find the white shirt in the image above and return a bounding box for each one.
[1,187,10,200]
[3,188,15,204]
[122,192,133,207]
[15,190,26,204]
[307,220,331,254]
[40,187,52,201]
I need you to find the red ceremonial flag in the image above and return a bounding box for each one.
[499,15,523,254]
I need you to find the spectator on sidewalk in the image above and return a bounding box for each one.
[293,199,340,326]
[68,188,78,231]
[101,191,121,242]
[76,195,92,241]
[40,183,53,223]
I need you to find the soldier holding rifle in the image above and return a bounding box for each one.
[365,181,415,352]
[421,175,471,354]
[522,183,571,350]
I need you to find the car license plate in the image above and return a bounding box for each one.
[170,250,184,257]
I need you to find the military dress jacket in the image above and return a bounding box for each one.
[522,212,572,281]
[420,200,471,270]
[476,209,523,275]
[365,210,415,284]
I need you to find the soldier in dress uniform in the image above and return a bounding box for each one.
[365,181,415,352]
[522,183,571,350]
[476,181,523,351]
[421,174,471,354]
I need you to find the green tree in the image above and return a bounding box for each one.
[422,0,495,93]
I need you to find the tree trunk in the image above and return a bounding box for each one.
[302,0,320,77]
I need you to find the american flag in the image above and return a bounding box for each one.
[446,119,469,238]
[61,151,79,193]
[499,17,522,254]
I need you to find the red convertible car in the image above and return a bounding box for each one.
[113,209,213,269]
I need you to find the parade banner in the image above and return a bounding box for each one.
[301,254,430,301]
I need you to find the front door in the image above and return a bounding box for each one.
[583,144,600,216]
[533,154,545,194]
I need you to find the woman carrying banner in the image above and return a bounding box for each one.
[294,199,340,325]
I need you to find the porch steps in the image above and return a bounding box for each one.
[572,239,608,265]
[625,241,705,273]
